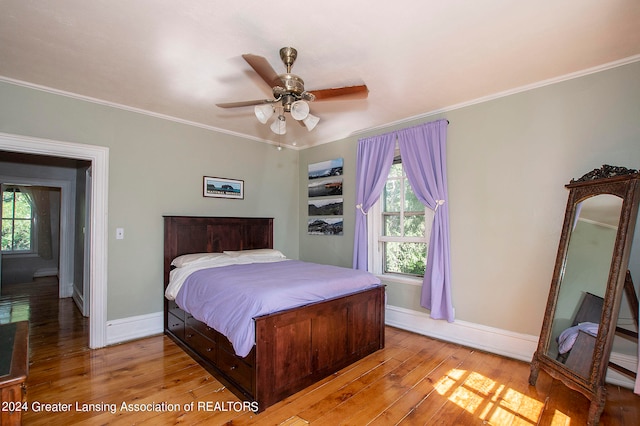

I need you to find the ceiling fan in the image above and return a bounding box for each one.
[216,47,369,134]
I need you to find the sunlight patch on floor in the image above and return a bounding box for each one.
[435,368,558,425]
[278,415,309,425]
[550,409,572,425]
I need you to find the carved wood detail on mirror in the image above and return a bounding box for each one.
[529,165,640,426]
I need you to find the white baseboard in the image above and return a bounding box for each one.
[105,311,163,346]
[607,352,639,388]
[33,267,58,277]
[59,281,73,298]
[72,287,86,317]
[385,304,637,389]
[386,304,539,362]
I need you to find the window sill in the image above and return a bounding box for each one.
[375,273,423,287]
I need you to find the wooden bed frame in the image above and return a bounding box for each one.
[163,216,385,411]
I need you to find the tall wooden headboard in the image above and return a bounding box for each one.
[163,216,274,287]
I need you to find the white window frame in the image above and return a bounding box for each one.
[1,186,36,254]
[367,157,434,283]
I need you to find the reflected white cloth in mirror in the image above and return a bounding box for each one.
[557,321,599,354]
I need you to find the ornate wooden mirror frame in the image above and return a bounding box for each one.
[529,165,640,426]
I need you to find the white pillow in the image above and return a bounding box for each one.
[171,252,226,268]
[223,248,286,259]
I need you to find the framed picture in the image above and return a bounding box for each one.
[203,176,244,199]
[307,217,343,235]
[308,158,343,180]
[308,177,342,198]
[308,198,343,216]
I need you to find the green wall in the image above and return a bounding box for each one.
[298,60,640,337]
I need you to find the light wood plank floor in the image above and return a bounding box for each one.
[1,277,639,425]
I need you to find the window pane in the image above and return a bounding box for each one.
[404,214,425,237]
[2,190,33,252]
[1,220,12,251]
[384,242,427,276]
[383,214,401,236]
[404,178,423,211]
[383,180,401,212]
[2,192,14,218]
[388,162,403,178]
[12,219,31,251]
[14,192,32,219]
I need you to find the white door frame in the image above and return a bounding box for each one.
[0,132,108,348]
[81,166,92,317]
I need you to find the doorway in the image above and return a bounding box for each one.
[0,132,108,348]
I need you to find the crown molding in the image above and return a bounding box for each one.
[2,54,639,150]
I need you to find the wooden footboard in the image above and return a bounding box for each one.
[255,285,385,409]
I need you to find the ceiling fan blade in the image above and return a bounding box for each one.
[216,99,274,108]
[308,84,369,101]
[242,54,282,88]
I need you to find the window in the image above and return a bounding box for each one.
[2,187,34,252]
[369,158,433,277]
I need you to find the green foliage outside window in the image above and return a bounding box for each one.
[2,190,33,252]
[384,241,427,276]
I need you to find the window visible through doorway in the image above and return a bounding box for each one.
[2,187,34,252]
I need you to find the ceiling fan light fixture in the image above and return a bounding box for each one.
[254,104,274,124]
[302,113,320,131]
[219,47,369,138]
[290,100,310,121]
[270,115,287,135]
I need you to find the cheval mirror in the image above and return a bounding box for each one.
[529,165,640,426]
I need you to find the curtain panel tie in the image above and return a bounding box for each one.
[355,204,367,215]
[434,199,445,212]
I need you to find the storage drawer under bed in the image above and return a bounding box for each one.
[184,326,217,362]
[184,314,255,393]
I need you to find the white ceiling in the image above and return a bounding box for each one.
[1,1,639,149]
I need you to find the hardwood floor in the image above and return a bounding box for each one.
[1,277,639,425]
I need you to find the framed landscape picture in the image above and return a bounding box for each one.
[203,176,244,199]
[308,158,343,180]
[307,217,343,235]
[308,198,343,216]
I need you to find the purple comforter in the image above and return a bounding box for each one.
[175,260,382,357]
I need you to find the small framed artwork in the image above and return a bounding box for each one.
[308,158,343,180]
[308,177,343,198]
[203,176,244,199]
[308,217,343,235]
[308,198,343,216]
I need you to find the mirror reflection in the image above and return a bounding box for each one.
[545,194,623,377]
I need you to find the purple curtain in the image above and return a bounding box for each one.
[19,186,53,260]
[352,133,396,270]
[397,119,453,321]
